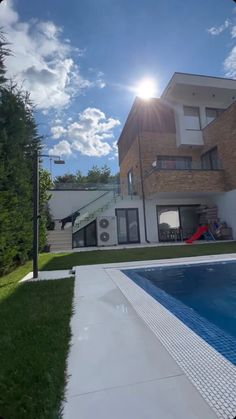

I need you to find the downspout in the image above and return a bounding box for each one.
[138,132,150,243]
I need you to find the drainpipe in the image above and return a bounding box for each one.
[138,132,150,243]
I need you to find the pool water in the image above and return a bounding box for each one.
[123,260,236,365]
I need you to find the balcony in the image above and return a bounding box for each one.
[144,164,226,196]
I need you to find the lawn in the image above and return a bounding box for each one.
[39,241,236,271]
[1,241,236,418]
[0,266,74,419]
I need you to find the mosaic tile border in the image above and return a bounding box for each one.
[107,267,236,419]
[122,266,236,367]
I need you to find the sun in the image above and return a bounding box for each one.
[136,78,157,99]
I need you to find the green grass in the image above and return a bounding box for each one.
[1,241,236,418]
[38,241,236,271]
[0,267,74,419]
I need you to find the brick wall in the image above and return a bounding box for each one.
[203,102,236,191]
[119,136,142,196]
[144,170,226,195]
[120,131,205,196]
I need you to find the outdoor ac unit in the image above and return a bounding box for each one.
[97,216,117,247]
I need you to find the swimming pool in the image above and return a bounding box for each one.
[123,260,236,366]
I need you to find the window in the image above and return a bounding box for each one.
[116,208,140,244]
[127,169,133,195]
[201,147,219,170]
[183,106,201,130]
[157,156,192,170]
[206,108,224,125]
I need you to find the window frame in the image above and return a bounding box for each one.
[201,147,219,170]
[127,169,134,195]
[156,155,192,170]
[183,105,201,131]
[205,107,225,126]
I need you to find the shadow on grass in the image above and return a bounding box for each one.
[39,241,236,271]
[0,278,74,419]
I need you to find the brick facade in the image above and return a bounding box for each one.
[144,170,226,195]
[202,101,236,191]
[119,99,236,197]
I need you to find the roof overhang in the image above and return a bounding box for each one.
[161,72,236,105]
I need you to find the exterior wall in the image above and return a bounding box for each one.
[172,98,228,147]
[48,190,106,220]
[145,196,214,243]
[203,102,236,191]
[102,195,215,244]
[212,190,236,239]
[101,197,146,243]
[139,132,202,174]
[120,131,205,196]
[144,170,226,196]
[119,136,142,196]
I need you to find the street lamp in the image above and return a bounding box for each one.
[33,151,65,279]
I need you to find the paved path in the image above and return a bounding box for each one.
[63,265,217,419]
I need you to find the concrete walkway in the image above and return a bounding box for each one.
[63,265,217,419]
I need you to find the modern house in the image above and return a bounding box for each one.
[48,72,236,250]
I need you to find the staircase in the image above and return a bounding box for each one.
[73,191,121,234]
[47,190,122,251]
[47,226,72,252]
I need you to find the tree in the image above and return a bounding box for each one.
[0,87,41,274]
[54,173,77,186]
[0,32,47,275]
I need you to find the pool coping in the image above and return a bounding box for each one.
[105,254,236,419]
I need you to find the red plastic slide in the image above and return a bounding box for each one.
[185,225,208,244]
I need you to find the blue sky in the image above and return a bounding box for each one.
[0,0,236,177]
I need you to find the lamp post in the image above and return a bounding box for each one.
[33,151,65,279]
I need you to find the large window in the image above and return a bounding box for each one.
[157,206,199,242]
[206,108,224,125]
[201,147,219,170]
[183,106,201,130]
[157,155,192,170]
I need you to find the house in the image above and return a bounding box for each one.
[48,72,236,250]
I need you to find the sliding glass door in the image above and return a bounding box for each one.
[157,207,181,242]
[157,205,199,242]
[116,209,140,244]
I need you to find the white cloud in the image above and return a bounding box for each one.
[231,26,236,38]
[51,126,67,139]
[49,107,120,157]
[0,0,105,109]
[207,19,231,36]
[224,46,236,77]
[49,140,72,156]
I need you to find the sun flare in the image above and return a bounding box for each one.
[136,78,157,99]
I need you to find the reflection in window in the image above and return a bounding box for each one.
[183,106,201,130]
[201,147,219,170]
[157,156,192,170]
[127,169,133,195]
[206,108,224,125]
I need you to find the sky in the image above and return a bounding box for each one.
[0,0,236,178]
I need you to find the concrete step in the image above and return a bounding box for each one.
[50,246,72,252]
[47,228,72,252]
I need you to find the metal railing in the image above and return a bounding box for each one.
[155,160,223,171]
[52,182,120,192]
[72,190,121,234]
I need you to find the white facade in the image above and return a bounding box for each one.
[213,190,236,239]
[49,189,106,220]
[162,73,236,147]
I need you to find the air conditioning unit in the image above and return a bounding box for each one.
[97,216,117,247]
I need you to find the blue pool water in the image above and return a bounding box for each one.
[123,260,236,366]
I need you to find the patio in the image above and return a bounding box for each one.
[63,255,236,419]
